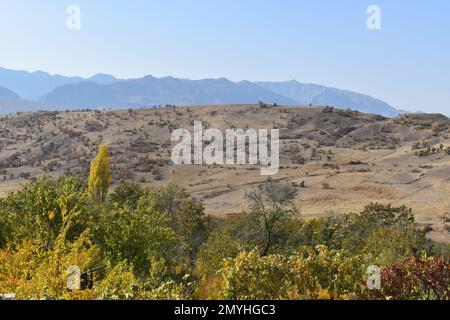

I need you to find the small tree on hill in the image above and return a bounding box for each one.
[247,182,298,256]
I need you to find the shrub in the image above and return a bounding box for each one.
[216,247,366,300]
[364,255,449,300]
[0,175,91,249]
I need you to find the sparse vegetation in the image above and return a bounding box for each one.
[1,106,450,301]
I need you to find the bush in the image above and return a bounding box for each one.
[0,231,102,300]
[0,167,447,300]
[331,203,418,254]
[0,175,91,249]
[216,246,367,300]
[364,255,449,300]
[94,200,178,276]
[109,180,146,210]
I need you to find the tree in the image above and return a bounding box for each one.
[247,182,298,256]
[110,180,146,210]
[362,227,428,266]
[0,175,90,249]
[88,144,112,202]
[218,250,291,300]
[95,198,178,276]
[216,246,365,300]
[150,184,209,264]
[332,203,417,254]
[196,214,263,279]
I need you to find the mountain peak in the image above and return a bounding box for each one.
[87,73,119,85]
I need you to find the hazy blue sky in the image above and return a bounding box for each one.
[0,0,449,113]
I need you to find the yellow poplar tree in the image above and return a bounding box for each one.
[88,144,112,202]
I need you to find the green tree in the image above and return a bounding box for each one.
[218,249,291,300]
[110,180,147,210]
[216,246,366,300]
[196,214,263,278]
[0,175,90,249]
[332,203,416,253]
[247,182,298,256]
[95,195,178,276]
[150,184,209,263]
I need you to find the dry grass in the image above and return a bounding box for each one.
[1,105,450,242]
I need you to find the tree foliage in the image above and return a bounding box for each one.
[88,144,112,202]
[247,182,298,256]
[363,255,449,300]
[0,164,448,300]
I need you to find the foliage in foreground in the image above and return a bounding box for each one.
[0,176,448,300]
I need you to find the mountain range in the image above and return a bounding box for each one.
[0,85,43,115]
[0,67,404,117]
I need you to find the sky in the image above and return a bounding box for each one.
[0,0,449,114]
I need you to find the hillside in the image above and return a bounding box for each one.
[0,105,449,242]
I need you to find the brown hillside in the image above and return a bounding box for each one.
[1,105,449,242]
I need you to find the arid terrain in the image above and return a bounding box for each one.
[1,104,450,242]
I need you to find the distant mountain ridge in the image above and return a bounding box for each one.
[0,86,44,114]
[0,67,404,117]
[0,86,21,100]
[256,81,402,117]
[39,76,298,109]
[0,67,83,101]
[87,73,120,85]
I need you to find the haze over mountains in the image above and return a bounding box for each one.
[256,81,403,118]
[0,85,43,115]
[0,67,404,117]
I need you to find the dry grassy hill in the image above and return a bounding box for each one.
[1,105,450,242]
